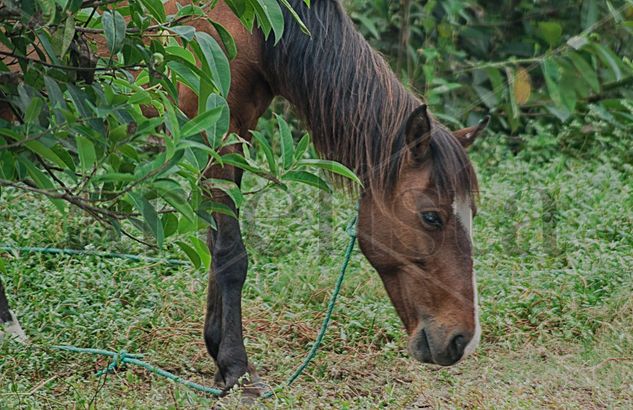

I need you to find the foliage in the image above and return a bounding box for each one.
[347,0,633,134]
[1,130,632,405]
[0,0,355,264]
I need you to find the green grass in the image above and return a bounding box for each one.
[1,129,632,408]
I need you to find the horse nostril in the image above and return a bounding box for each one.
[449,334,470,362]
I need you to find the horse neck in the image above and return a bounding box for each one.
[261,0,419,186]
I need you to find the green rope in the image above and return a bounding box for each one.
[51,212,358,399]
[0,245,188,266]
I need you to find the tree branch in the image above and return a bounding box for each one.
[0,50,145,72]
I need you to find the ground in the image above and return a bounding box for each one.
[1,130,632,408]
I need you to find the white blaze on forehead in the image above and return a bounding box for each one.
[452,197,473,241]
[452,196,481,358]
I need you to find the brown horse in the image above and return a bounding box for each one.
[1,0,489,395]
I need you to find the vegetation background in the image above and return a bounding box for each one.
[1,0,632,408]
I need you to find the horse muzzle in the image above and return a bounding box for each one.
[408,327,475,366]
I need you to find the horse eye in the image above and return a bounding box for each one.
[421,211,443,228]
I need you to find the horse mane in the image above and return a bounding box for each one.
[261,0,477,199]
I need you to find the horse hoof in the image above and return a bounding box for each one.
[241,364,272,398]
[214,364,272,408]
[213,382,271,410]
[0,311,28,344]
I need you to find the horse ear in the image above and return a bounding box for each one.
[405,104,433,161]
[453,116,490,148]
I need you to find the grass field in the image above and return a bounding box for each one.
[1,129,632,409]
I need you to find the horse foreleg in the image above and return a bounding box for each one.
[203,160,265,395]
[0,278,27,343]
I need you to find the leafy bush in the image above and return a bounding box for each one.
[0,0,356,264]
[347,0,633,135]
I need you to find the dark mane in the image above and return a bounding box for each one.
[262,0,477,198]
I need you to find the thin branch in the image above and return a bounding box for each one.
[88,160,172,203]
[0,127,56,149]
[0,116,104,150]
[0,50,145,72]
[587,76,633,103]
[80,0,126,9]
[0,179,129,220]
[38,158,75,199]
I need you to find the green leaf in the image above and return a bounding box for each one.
[589,43,623,81]
[128,192,164,248]
[51,145,75,171]
[162,213,179,238]
[251,0,285,44]
[211,21,238,60]
[484,67,505,102]
[205,94,230,146]
[542,58,562,107]
[353,12,379,39]
[60,15,76,57]
[221,152,261,174]
[567,51,600,93]
[166,61,200,95]
[36,31,61,65]
[75,135,97,171]
[139,0,166,22]
[181,106,223,138]
[538,22,562,48]
[24,141,67,169]
[581,0,597,29]
[278,0,310,36]
[204,178,245,208]
[102,10,126,55]
[177,140,224,166]
[176,240,201,268]
[293,133,310,161]
[282,170,331,192]
[225,0,256,30]
[606,1,623,23]
[44,76,67,122]
[165,46,197,65]
[505,67,519,120]
[17,155,66,213]
[24,97,43,124]
[251,130,278,176]
[558,59,578,113]
[473,85,498,109]
[201,200,237,219]
[38,0,56,23]
[189,236,211,271]
[161,190,196,223]
[0,151,15,180]
[194,32,231,97]
[297,159,362,186]
[275,114,294,170]
[167,25,196,41]
[96,172,138,183]
[160,94,180,140]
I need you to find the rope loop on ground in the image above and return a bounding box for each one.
[48,209,359,399]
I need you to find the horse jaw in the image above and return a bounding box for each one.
[0,311,28,344]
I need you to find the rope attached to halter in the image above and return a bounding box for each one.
[50,212,358,399]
